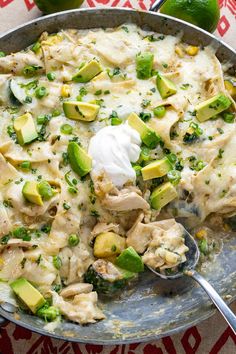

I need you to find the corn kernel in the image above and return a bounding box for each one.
[61,84,71,98]
[175,45,184,58]
[195,229,207,239]
[186,45,199,56]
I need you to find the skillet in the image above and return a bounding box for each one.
[0,8,235,344]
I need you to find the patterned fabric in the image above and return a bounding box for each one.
[0,1,235,353]
[0,303,236,353]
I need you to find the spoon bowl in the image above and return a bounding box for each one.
[148,229,200,280]
[147,225,236,334]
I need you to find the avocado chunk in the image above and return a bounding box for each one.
[72,60,103,83]
[195,93,232,122]
[67,141,92,177]
[141,157,172,181]
[136,52,154,80]
[13,113,38,146]
[22,181,43,206]
[115,246,144,273]
[150,182,178,210]
[94,232,126,258]
[63,101,100,122]
[156,72,177,99]
[10,278,46,314]
[127,112,160,149]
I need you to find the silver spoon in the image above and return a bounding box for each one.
[148,228,236,334]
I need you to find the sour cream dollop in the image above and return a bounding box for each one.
[88,124,141,187]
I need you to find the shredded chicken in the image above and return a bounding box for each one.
[59,244,93,285]
[51,291,105,324]
[91,222,123,240]
[126,213,156,253]
[142,220,189,271]
[102,187,149,211]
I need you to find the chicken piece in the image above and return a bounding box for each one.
[59,244,93,285]
[60,283,93,298]
[126,214,162,253]
[93,172,116,198]
[0,52,44,75]
[51,291,105,324]
[102,187,149,211]
[91,222,121,238]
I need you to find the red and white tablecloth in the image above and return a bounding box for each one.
[0,1,235,353]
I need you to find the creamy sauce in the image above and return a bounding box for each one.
[88,124,141,187]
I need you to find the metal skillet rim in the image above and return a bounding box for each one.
[0,7,235,56]
[0,299,235,345]
[0,7,235,345]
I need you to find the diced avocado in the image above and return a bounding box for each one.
[156,72,177,99]
[72,60,102,83]
[67,141,92,177]
[10,278,46,314]
[127,112,160,149]
[22,181,43,206]
[13,113,38,146]
[136,52,154,80]
[63,101,100,122]
[195,93,232,122]
[94,232,126,258]
[115,246,144,273]
[141,157,172,181]
[150,182,178,210]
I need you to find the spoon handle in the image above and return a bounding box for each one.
[190,271,236,334]
[149,0,167,12]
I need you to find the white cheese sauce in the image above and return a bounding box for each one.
[88,124,141,187]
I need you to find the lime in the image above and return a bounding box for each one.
[34,0,85,14]
[160,0,220,33]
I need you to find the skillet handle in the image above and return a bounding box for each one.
[0,315,8,327]
[149,0,167,12]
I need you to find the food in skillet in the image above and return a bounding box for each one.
[0,24,235,325]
